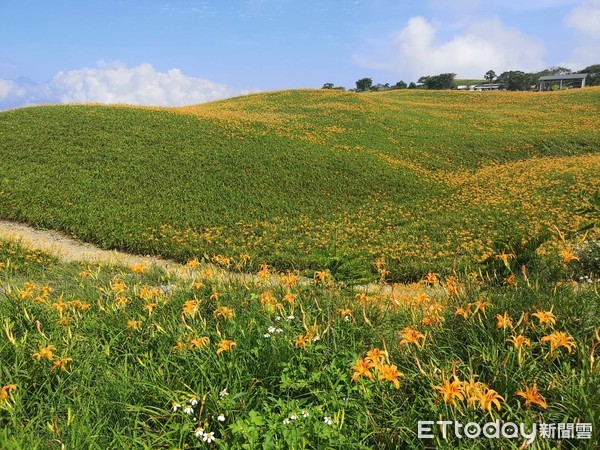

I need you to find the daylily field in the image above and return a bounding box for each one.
[0,88,599,448]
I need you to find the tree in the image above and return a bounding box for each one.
[417,76,430,85]
[578,64,600,86]
[322,83,334,89]
[395,80,407,89]
[544,66,572,76]
[485,70,496,84]
[496,71,535,91]
[419,73,456,90]
[408,82,417,89]
[355,78,373,92]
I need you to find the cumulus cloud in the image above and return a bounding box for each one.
[0,62,240,110]
[565,0,600,37]
[563,0,600,68]
[0,79,29,105]
[354,16,547,79]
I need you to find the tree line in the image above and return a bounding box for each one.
[322,64,600,92]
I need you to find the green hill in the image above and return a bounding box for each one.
[1,88,599,280]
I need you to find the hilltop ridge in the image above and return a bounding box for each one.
[1,88,599,280]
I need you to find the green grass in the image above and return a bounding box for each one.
[0,240,598,449]
[2,88,599,449]
[0,88,599,281]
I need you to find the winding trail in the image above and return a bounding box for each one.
[0,219,278,285]
[0,219,416,295]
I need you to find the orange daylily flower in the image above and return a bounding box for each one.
[433,375,465,407]
[338,308,353,321]
[294,334,310,349]
[51,357,73,373]
[143,302,158,315]
[399,327,426,348]
[32,345,57,361]
[505,274,517,287]
[516,381,548,409]
[351,357,374,383]
[507,334,531,365]
[257,264,271,280]
[496,251,515,267]
[182,300,199,317]
[471,298,492,314]
[468,387,504,412]
[127,320,143,332]
[541,331,576,356]
[213,306,234,320]
[378,364,404,389]
[532,309,557,328]
[455,306,471,319]
[189,336,210,350]
[365,348,386,368]
[559,248,579,263]
[216,339,236,355]
[131,264,148,274]
[0,384,17,403]
[507,334,531,350]
[186,258,201,269]
[495,312,513,329]
[422,272,439,285]
[280,272,299,287]
[461,375,486,398]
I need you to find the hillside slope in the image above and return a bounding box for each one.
[1,88,599,280]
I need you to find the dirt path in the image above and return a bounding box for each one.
[0,219,427,296]
[0,219,261,284]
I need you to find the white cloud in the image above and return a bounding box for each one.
[563,0,600,68]
[565,0,600,37]
[354,16,547,79]
[0,79,15,100]
[0,79,31,107]
[0,62,240,110]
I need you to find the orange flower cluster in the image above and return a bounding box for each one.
[433,374,505,413]
[351,348,404,389]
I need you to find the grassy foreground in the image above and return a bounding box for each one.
[1,88,599,280]
[0,239,599,449]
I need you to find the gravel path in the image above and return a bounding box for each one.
[0,219,259,284]
[0,219,428,296]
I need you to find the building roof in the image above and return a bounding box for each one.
[538,73,588,81]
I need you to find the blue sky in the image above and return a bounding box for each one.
[1,0,599,109]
